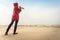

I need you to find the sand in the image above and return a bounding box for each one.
[0,26,60,40]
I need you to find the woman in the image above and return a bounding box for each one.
[5,3,24,35]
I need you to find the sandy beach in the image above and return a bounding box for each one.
[0,25,60,40]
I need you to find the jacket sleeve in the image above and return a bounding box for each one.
[18,8,21,13]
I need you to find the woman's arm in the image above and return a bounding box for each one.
[21,7,24,9]
[19,6,24,9]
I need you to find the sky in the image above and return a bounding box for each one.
[0,0,60,25]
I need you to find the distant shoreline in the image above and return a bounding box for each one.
[0,25,60,28]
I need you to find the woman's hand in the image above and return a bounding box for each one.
[21,7,24,9]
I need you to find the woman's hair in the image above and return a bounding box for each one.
[14,3,18,6]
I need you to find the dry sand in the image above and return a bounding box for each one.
[0,26,60,40]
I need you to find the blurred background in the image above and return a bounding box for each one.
[0,0,60,25]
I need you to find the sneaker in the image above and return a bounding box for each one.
[5,33,8,35]
[13,33,18,35]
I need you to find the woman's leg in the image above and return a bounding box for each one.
[5,20,14,35]
[13,20,18,34]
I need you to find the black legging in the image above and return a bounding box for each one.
[5,20,18,34]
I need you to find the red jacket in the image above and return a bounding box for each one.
[12,7,21,21]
